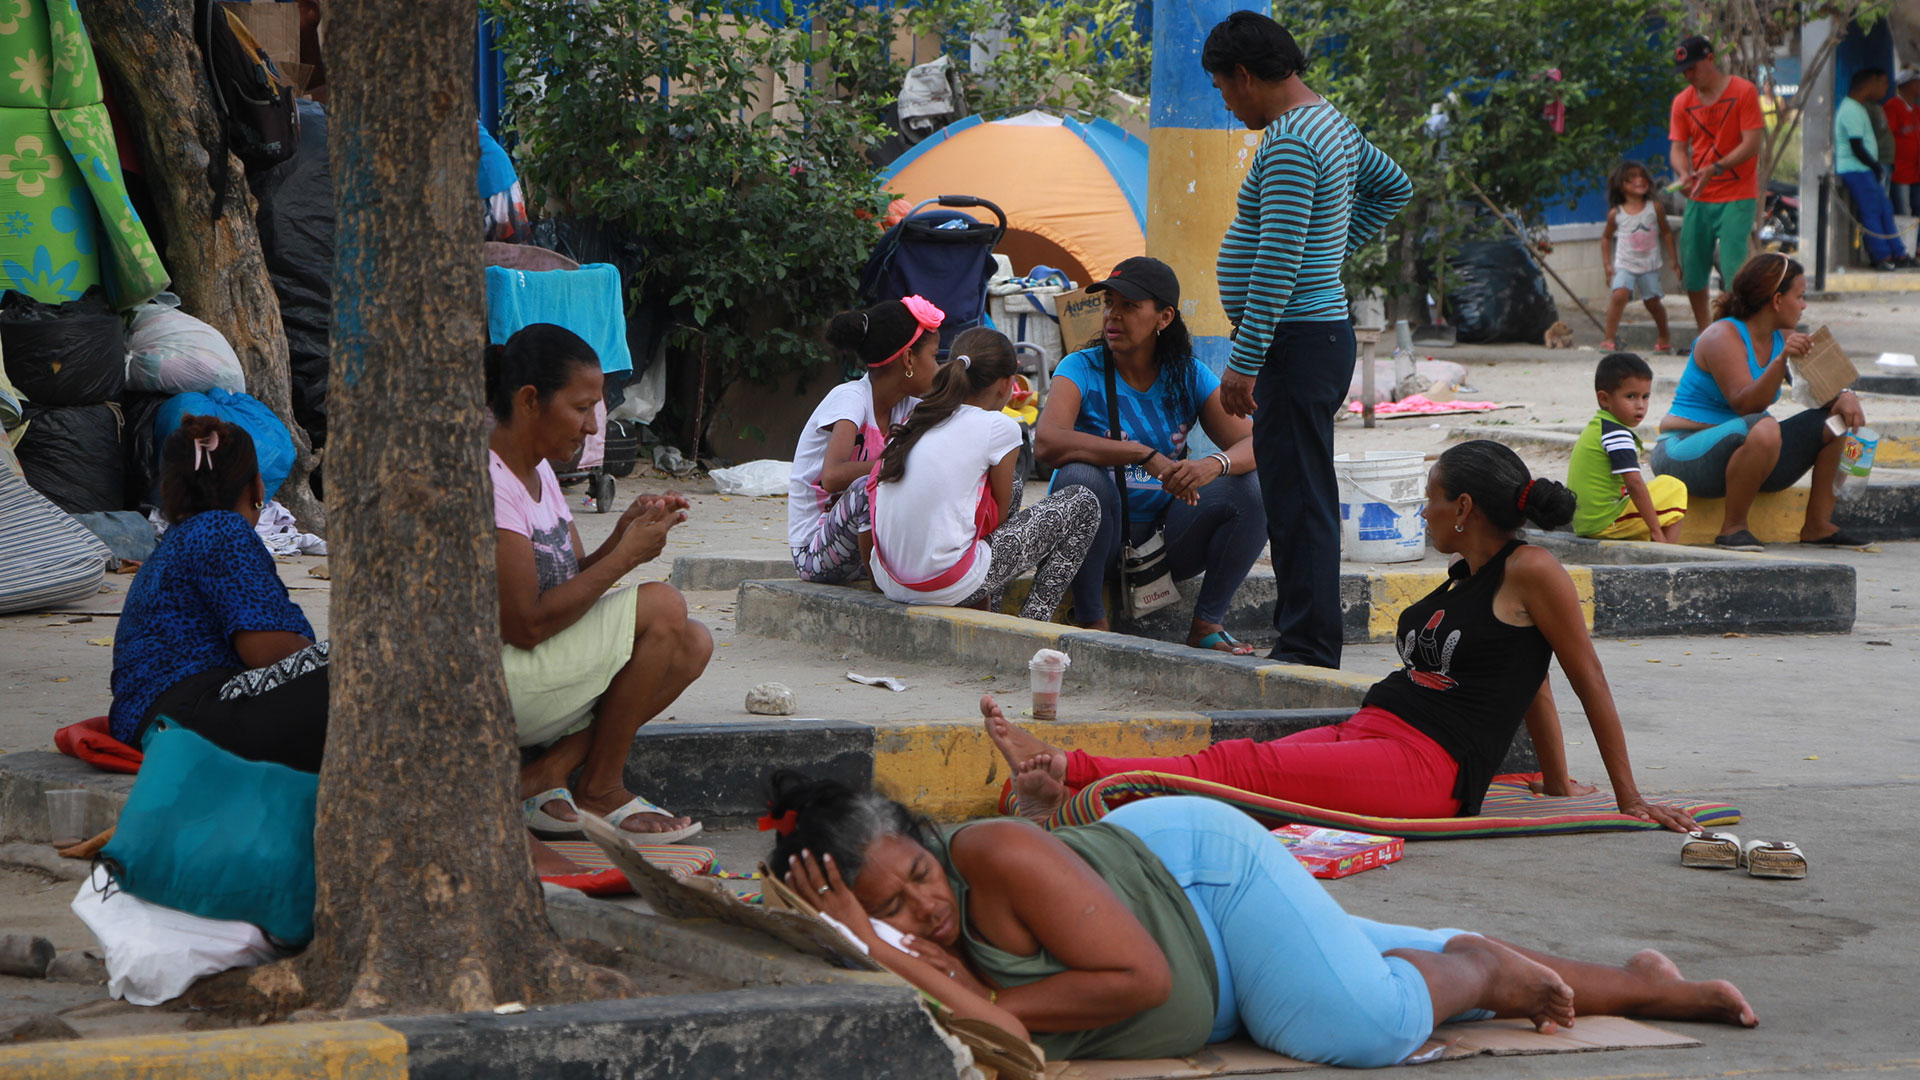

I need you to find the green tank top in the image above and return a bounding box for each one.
[925,820,1219,1061]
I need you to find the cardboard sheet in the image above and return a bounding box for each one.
[1791,326,1859,406]
[1046,1016,1702,1078]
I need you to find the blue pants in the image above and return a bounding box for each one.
[1106,797,1473,1068]
[1252,321,1356,667]
[1051,463,1267,626]
[1841,170,1912,264]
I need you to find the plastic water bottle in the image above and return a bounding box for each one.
[1833,424,1878,498]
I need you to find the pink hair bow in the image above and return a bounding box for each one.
[192,431,220,471]
[872,295,948,368]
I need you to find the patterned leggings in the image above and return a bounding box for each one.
[791,481,870,584]
[960,484,1101,621]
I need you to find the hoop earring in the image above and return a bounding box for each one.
[905,364,914,379]
[254,501,265,510]
[1453,522,1465,533]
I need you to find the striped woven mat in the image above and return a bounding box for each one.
[1005,772,1740,840]
[545,840,716,879]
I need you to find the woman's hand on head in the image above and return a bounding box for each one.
[1618,796,1696,833]
[786,849,875,944]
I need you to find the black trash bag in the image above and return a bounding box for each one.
[17,402,125,515]
[250,99,332,448]
[0,288,129,407]
[120,391,173,513]
[1439,234,1561,345]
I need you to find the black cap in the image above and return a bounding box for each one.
[1087,256,1180,308]
[1674,36,1713,73]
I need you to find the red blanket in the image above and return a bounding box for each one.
[54,717,143,774]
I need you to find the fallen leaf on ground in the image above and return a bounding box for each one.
[1804,755,1820,761]
[1867,640,1893,646]
[86,638,112,647]
[1723,632,1748,638]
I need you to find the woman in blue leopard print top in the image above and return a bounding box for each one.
[109,414,328,771]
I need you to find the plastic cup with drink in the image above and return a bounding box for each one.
[1028,648,1071,721]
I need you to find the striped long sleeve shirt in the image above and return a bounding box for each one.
[1217,102,1413,376]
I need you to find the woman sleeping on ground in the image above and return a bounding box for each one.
[767,771,1756,1068]
[867,328,1101,621]
[986,440,1697,831]
[109,415,329,771]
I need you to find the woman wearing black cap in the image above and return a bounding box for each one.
[1034,257,1265,653]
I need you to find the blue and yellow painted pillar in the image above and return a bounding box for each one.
[1146,0,1270,387]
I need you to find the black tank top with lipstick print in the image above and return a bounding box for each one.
[1361,540,1553,814]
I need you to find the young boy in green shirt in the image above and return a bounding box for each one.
[1569,353,1688,542]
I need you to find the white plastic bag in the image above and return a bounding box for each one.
[710,459,792,497]
[70,866,280,1006]
[124,300,246,396]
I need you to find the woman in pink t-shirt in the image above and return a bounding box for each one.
[488,324,712,845]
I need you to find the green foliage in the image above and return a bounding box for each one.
[489,0,891,447]
[903,0,1150,120]
[1286,0,1677,306]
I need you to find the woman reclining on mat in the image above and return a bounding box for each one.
[489,324,712,844]
[110,416,329,771]
[787,296,945,584]
[867,328,1100,621]
[767,771,1756,1068]
[986,439,1696,831]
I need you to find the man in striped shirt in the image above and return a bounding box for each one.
[1206,11,1412,668]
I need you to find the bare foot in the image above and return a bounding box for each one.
[1010,753,1068,824]
[1626,950,1759,1027]
[982,694,1061,769]
[1450,935,1576,1033]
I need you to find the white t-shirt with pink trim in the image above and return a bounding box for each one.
[870,405,1023,607]
[490,450,579,592]
[786,376,917,549]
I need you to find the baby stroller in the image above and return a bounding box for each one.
[858,195,1007,354]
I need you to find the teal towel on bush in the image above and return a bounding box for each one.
[485,262,633,373]
[100,721,316,945]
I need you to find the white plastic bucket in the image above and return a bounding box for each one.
[1335,451,1429,563]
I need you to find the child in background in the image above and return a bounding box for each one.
[1600,162,1680,353]
[786,296,945,584]
[867,328,1099,621]
[1570,352,1688,543]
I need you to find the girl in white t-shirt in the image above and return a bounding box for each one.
[868,328,1099,620]
[788,296,946,583]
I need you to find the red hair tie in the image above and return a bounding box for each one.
[757,809,799,836]
[1516,478,1538,511]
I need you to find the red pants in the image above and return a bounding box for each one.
[1064,706,1462,819]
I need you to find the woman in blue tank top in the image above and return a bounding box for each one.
[1652,254,1868,550]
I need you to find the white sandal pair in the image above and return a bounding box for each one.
[523,787,703,845]
[1680,831,1807,879]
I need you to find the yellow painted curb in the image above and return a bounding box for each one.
[872,714,1210,820]
[905,604,1066,648]
[1678,490,1813,545]
[0,1021,408,1080]
[1366,567,1593,640]
[1877,434,1920,468]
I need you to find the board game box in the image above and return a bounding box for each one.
[1271,825,1405,879]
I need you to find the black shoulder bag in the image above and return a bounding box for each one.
[1103,347,1178,617]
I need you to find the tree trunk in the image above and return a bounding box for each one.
[263,0,625,1015]
[77,0,326,533]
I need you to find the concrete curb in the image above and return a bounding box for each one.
[0,986,968,1080]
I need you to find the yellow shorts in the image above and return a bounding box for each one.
[1592,474,1689,541]
[501,585,638,747]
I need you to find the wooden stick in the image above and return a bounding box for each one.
[1356,328,1382,428]
[1465,177,1607,337]
[57,825,114,861]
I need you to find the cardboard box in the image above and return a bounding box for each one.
[1791,326,1858,407]
[1270,825,1404,879]
[1055,286,1105,354]
[221,1,301,68]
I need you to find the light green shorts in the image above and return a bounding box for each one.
[1679,198,1756,293]
[502,585,639,748]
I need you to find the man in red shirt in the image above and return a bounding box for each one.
[1889,69,1920,217]
[1668,36,1763,332]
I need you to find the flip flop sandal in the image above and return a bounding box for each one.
[601,794,704,845]
[1680,830,1742,869]
[1714,530,1766,552]
[1743,839,1808,880]
[523,787,586,840]
[1801,529,1867,548]
[1194,631,1256,656]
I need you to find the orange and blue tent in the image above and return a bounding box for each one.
[877,110,1147,288]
